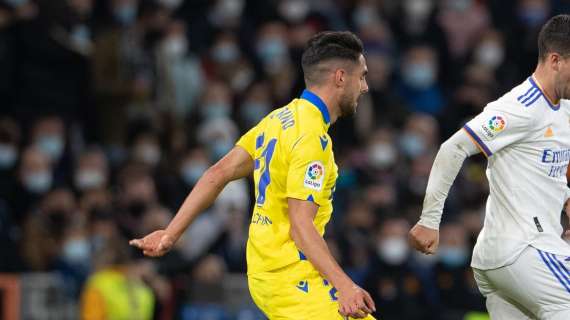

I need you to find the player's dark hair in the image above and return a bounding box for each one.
[301,31,364,86]
[538,14,570,61]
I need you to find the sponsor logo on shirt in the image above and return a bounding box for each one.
[481,115,506,139]
[304,161,325,191]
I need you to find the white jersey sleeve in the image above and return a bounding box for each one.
[463,101,534,157]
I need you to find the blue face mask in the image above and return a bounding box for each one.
[257,38,287,64]
[403,63,436,89]
[202,103,231,119]
[213,44,240,64]
[37,135,64,161]
[181,162,208,186]
[438,246,468,268]
[23,171,52,194]
[114,3,137,26]
[240,102,269,126]
[399,133,426,158]
[0,144,17,169]
[63,238,91,265]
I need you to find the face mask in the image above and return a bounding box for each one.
[37,135,64,161]
[202,103,231,119]
[63,238,91,265]
[158,0,182,10]
[257,38,287,65]
[377,237,409,265]
[278,0,309,23]
[475,42,504,68]
[438,246,469,268]
[519,8,547,28]
[181,162,208,186]
[163,37,188,59]
[404,0,433,19]
[0,144,17,169]
[4,0,28,7]
[448,0,471,12]
[403,62,436,89]
[71,25,91,53]
[75,169,105,190]
[210,141,233,161]
[240,102,269,126]
[399,133,426,158]
[114,3,137,26]
[23,171,52,194]
[368,143,397,169]
[352,5,377,27]
[213,43,240,64]
[135,144,161,166]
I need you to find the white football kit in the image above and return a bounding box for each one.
[419,75,570,319]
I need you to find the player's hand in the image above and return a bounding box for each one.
[409,223,439,255]
[337,283,376,319]
[129,230,175,257]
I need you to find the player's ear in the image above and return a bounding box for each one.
[334,68,346,88]
[551,53,562,72]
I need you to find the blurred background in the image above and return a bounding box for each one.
[0,0,568,319]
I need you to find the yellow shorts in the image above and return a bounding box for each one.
[248,260,377,320]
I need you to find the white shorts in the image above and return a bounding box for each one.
[473,246,570,319]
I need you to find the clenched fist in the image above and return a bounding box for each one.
[408,224,439,255]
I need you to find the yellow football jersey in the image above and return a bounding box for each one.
[236,90,338,275]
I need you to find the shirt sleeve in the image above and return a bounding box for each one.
[419,129,479,230]
[286,132,331,206]
[462,102,533,157]
[235,125,259,158]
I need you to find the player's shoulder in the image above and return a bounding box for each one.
[485,78,540,119]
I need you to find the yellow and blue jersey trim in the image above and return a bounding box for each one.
[300,89,331,126]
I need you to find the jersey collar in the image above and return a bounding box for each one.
[300,89,331,127]
[530,75,560,111]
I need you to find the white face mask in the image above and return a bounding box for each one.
[135,144,161,166]
[368,143,397,169]
[377,237,409,265]
[23,171,52,194]
[63,238,91,265]
[163,36,188,59]
[475,42,504,69]
[75,169,105,190]
[0,144,17,169]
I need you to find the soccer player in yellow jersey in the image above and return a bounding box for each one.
[130,31,377,319]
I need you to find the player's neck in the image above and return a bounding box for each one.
[533,65,560,104]
[305,87,339,124]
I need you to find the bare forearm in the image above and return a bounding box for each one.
[165,167,228,240]
[292,224,352,290]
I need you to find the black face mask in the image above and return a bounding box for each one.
[127,200,147,218]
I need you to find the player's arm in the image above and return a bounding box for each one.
[130,146,254,257]
[288,198,375,318]
[409,129,479,254]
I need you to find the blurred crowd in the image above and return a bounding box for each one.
[1,0,568,319]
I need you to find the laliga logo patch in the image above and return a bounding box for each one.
[304,161,325,191]
[481,115,506,139]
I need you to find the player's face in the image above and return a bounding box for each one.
[339,55,369,118]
